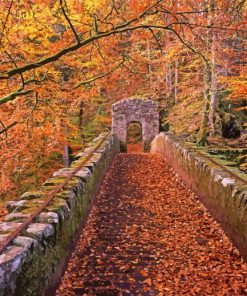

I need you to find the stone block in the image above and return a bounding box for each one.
[160,132,247,259]
[26,223,54,240]
[0,132,120,295]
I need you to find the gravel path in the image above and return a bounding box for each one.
[56,153,247,296]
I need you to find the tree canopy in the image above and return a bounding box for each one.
[0,0,246,196]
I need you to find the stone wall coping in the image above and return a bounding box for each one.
[0,133,120,296]
[160,132,247,259]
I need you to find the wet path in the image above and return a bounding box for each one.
[56,154,247,296]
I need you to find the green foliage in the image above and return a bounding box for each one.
[127,122,142,144]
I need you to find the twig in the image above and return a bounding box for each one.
[0,0,14,45]
[60,0,80,43]
[75,59,125,88]
[148,28,163,53]
[5,51,25,88]
[0,121,18,139]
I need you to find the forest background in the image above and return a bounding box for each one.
[0,0,246,202]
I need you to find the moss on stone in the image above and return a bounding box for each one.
[12,175,96,296]
[1,133,120,296]
[163,133,247,259]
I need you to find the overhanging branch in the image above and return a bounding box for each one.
[0,89,34,105]
[75,59,125,88]
[0,0,163,80]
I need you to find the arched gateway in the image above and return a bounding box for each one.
[112,98,159,151]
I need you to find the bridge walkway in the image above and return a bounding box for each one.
[56,153,247,296]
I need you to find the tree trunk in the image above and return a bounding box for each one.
[165,63,172,99]
[147,40,152,92]
[78,101,84,141]
[208,34,220,136]
[174,59,178,104]
[197,64,212,146]
[197,100,210,146]
[63,145,70,167]
[197,0,216,145]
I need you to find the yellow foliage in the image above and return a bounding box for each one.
[167,96,204,135]
[94,115,112,126]
[83,0,108,12]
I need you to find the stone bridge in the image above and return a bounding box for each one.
[0,99,247,295]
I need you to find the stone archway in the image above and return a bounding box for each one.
[112,98,159,151]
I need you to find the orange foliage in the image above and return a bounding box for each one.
[0,0,246,196]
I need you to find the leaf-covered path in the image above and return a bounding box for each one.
[56,154,247,296]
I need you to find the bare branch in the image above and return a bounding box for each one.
[0,90,34,105]
[0,7,163,82]
[93,40,106,63]
[0,0,14,46]
[0,121,18,139]
[123,64,145,75]
[102,0,116,21]
[0,22,207,82]
[60,0,80,43]
[75,59,125,88]
[5,51,25,88]
[24,68,50,86]
[148,28,163,53]
[1,0,240,85]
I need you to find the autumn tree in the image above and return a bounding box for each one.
[0,0,246,196]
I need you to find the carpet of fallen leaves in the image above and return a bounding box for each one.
[56,153,247,296]
[127,142,142,154]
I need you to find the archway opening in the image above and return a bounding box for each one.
[126,122,143,153]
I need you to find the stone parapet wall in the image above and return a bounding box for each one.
[0,133,120,296]
[160,133,247,259]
